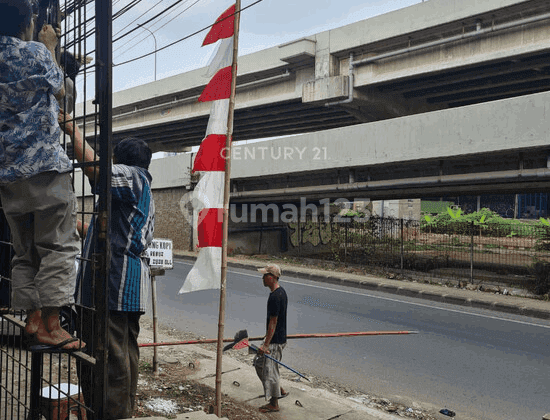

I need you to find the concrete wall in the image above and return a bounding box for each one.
[371,199,421,220]
[228,90,550,179]
[152,187,193,251]
[74,153,194,251]
[228,230,281,255]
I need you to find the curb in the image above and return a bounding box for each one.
[174,254,550,321]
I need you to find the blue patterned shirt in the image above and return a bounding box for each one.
[0,36,71,185]
[76,165,155,312]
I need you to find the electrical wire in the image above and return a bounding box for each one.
[114,0,264,67]
[113,0,165,37]
[152,0,201,32]
[71,0,265,79]
[113,0,194,56]
[62,0,93,16]
[64,0,145,49]
[112,0,194,45]
[78,0,203,63]
[114,0,199,58]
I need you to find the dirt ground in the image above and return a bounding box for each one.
[135,318,440,420]
[134,361,273,420]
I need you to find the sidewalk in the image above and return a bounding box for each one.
[135,316,412,420]
[131,251,549,420]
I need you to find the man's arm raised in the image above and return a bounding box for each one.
[58,111,99,183]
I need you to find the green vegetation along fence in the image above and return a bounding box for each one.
[285,211,550,295]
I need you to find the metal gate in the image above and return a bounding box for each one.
[0,0,112,418]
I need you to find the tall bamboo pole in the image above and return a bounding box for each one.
[215,1,241,416]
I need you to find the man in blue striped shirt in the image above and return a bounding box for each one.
[63,117,155,418]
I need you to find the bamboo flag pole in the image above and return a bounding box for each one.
[139,331,419,348]
[215,0,241,416]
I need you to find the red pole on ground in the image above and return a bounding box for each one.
[138,330,419,348]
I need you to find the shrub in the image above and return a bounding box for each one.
[535,218,550,250]
[420,207,537,237]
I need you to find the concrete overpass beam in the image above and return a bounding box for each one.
[302,32,348,104]
[314,32,339,79]
[344,87,434,121]
[302,75,350,103]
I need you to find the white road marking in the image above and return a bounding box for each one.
[174,260,550,329]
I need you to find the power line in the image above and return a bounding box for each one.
[114,0,199,58]
[73,0,265,78]
[114,0,264,68]
[64,0,145,49]
[113,0,196,56]
[112,0,194,45]
[153,0,200,32]
[113,0,165,37]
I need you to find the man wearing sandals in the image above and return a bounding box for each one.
[254,264,288,413]
[0,0,84,352]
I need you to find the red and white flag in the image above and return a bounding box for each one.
[179,4,236,294]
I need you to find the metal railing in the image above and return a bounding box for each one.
[283,216,549,289]
[0,1,112,418]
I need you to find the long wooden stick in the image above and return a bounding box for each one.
[138,331,419,348]
[254,331,420,340]
[151,274,159,375]
[216,1,241,416]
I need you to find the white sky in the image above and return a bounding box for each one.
[71,0,422,96]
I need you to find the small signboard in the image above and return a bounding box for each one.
[146,239,174,270]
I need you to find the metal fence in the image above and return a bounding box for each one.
[0,0,112,419]
[285,216,550,288]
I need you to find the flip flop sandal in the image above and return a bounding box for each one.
[259,404,280,413]
[29,337,85,353]
[278,391,289,399]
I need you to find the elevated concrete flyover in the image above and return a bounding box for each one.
[76,0,550,153]
[227,90,550,203]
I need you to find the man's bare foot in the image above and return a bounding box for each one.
[25,309,42,335]
[259,403,279,413]
[33,307,85,351]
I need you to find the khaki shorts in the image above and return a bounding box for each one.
[0,171,79,310]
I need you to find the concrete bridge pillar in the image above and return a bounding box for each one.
[314,32,339,79]
[302,32,350,104]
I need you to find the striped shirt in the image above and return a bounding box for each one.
[76,164,155,312]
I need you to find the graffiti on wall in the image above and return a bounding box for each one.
[288,220,333,247]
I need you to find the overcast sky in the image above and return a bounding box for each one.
[72,0,422,96]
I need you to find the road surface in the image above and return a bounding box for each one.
[148,260,550,420]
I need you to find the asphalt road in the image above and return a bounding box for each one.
[149,260,550,420]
